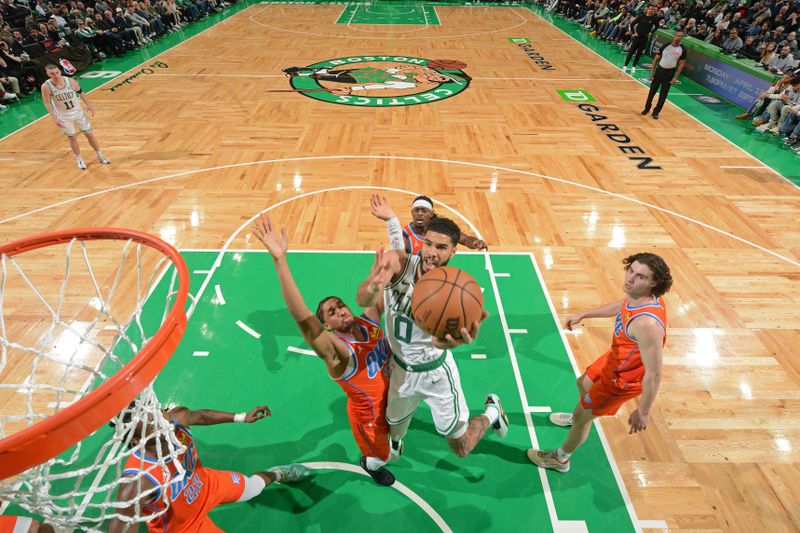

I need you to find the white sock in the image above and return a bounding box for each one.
[365,456,386,471]
[555,448,571,461]
[483,404,500,425]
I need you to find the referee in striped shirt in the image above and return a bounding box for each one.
[641,31,687,119]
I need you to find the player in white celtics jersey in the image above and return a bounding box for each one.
[41,64,111,170]
[357,216,509,459]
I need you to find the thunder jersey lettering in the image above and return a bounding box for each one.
[606,296,667,385]
[384,254,444,366]
[121,423,207,532]
[46,79,81,115]
[402,223,425,255]
[335,315,390,419]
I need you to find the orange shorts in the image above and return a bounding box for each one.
[581,352,642,416]
[348,406,390,462]
[147,469,247,533]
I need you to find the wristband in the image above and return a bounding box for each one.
[234,412,247,423]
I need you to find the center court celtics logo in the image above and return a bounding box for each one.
[279,56,471,107]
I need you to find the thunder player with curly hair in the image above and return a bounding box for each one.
[528,252,672,473]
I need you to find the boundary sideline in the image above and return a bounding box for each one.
[525,5,800,192]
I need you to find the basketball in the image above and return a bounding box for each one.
[411,266,484,339]
[428,59,468,70]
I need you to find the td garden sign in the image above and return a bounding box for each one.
[280,55,471,107]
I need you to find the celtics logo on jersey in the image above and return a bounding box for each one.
[279,56,470,107]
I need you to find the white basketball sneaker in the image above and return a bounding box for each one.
[97,152,111,164]
[76,156,87,170]
[485,393,509,438]
[527,449,570,472]
[549,412,574,427]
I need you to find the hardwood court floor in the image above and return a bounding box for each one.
[1,2,799,531]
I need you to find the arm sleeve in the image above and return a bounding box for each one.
[386,217,404,251]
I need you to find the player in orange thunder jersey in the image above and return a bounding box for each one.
[528,252,673,473]
[252,214,395,486]
[370,194,487,255]
[108,404,309,533]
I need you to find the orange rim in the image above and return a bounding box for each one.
[0,228,189,480]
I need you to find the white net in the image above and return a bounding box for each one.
[0,235,189,531]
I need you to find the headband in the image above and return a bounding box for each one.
[412,199,433,210]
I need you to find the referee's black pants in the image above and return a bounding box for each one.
[644,66,676,114]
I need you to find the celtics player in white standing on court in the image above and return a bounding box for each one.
[357,211,509,459]
[41,64,110,170]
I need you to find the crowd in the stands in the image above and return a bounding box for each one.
[0,0,238,110]
[536,0,800,154]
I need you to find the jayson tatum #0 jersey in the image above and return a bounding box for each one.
[383,254,445,367]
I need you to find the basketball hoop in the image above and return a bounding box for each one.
[0,228,189,529]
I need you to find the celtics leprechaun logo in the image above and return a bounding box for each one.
[279,55,471,107]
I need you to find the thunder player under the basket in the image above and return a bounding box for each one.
[357,215,509,459]
[40,64,111,170]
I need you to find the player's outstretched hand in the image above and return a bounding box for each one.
[370,194,396,221]
[432,310,489,349]
[627,409,648,434]
[473,238,489,251]
[367,247,394,291]
[252,213,288,259]
[245,406,271,423]
[564,313,583,331]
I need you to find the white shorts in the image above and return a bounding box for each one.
[386,351,470,439]
[58,111,92,137]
